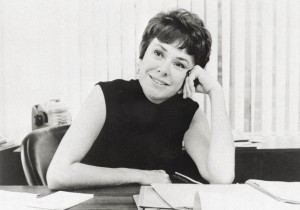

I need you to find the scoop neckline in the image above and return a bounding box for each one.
[134,79,183,107]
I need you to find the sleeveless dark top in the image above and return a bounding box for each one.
[82,79,199,174]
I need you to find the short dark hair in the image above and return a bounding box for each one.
[139,9,212,68]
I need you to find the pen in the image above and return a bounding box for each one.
[234,140,249,142]
[37,192,52,198]
[174,172,202,184]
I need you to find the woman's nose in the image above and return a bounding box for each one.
[157,61,171,75]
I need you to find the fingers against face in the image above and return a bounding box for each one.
[183,65,203,98]
[184,77,192,98]
[188,69,197,94]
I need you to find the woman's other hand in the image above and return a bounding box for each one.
[140,170,172,185]
[183,65,221,98]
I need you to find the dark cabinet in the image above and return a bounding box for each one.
[0,146,27,185]
[178,147,300,183]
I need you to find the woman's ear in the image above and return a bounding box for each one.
[136,59,142,75]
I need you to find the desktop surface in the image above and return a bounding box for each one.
[0,185,140,209]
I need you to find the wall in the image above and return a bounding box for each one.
[0,0,299,143]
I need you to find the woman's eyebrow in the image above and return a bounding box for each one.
[155,43,190,64]
[154,44,167,51]
[176,57,189,63]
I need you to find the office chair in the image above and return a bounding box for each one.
[21,124,70,186]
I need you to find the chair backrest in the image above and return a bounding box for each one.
[21,124,70,186]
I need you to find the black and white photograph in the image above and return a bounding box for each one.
[0,0,300,209]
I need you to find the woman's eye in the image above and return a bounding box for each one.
[154,50,163,58]
[174,62,185,69]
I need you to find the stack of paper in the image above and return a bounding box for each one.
[134,181,300,210]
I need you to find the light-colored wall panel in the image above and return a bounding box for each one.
[254,0,263,133]
[135,0,149,67]
[287,0,300,134]
[221,0,231,117]
[162,0,177,11]
[177,0,191,10]
[249,0,258,134]
[3,0,80,141]
[261,0,274,134]
[230,0,246,131]
[204,0,219,124]
[107,0,122,80]
[94,0,109,82]
[244,0,251,132]
[60,0,81,115]
[191,0,205,19]
[79,0,96,101]
[191,0,205,110]
[0,0,5,134]
[148,0,164,18]
[1,0,300,142]
[121,0,136,80]
[275,0,287,135]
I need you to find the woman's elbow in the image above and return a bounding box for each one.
[218,173,235,184]
[209,171,235,184]
[46,165,69,190]
[47,170,60,190]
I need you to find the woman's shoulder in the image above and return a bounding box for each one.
[173,94,199,111]
[96,79,140,103]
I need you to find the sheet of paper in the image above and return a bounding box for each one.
[151,184,300,210]
[133,195,143,210]
[138,186,171,209]
[198,189,300,210]
[151,184,203,208]
[27,191,93,210]
[247,179,300,203]
[134,194,161,210]
[0,190,38,210]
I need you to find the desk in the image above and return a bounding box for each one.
[2,145,300,185]
[0,185,140,209]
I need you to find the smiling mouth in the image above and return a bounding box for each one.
[149,75,169,86]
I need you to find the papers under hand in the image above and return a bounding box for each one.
[151,184,202,208]
[246,179,300,204]
[137,186,171,209]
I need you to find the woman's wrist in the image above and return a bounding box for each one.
[137,170,147,184]
[208,83,223,98]
[116,168,146,184]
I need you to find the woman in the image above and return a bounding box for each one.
[47,9,235,189]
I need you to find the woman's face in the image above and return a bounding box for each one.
[138,38,194,104]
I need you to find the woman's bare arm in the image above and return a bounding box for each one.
[183,66,235,184]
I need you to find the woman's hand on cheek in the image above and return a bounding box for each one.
[183,65,221,98]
